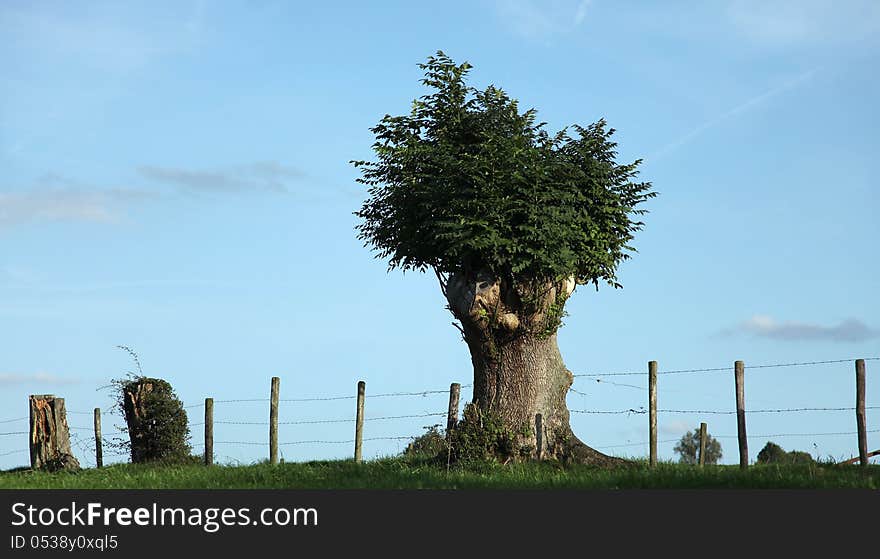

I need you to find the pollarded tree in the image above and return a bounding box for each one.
[353,52,656,465]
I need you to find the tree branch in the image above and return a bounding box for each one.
[434,268,448,298]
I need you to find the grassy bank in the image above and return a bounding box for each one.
[2,458,879,489]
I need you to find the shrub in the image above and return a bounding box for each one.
[446,404,532,465]
[757,442,815,465]
[403,425,447,459]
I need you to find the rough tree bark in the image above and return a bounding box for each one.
[445,270,626,466]
[29,394,81,471]
[122,379,154,464]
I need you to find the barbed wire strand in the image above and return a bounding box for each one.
[660,406,880,415]
[192,388,459,407]
[574,357,880,378]
[0,449,28,457]
[592,379,645,390]
[213,436,415,447]
[597,438,680,450]
[717,428,880,439]
[596,428,880,450]
[574,405,880,416]
[212,412,446,426]
[572,409,646,415]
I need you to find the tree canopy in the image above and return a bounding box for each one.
[353,51,656,289]
[674,428,722,465]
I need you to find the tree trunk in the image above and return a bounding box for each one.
[445,270,625,466]
[29,394,80,471]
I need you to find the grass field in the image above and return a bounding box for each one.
[2,458,879,489]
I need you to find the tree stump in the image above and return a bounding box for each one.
[29,394,80,471]
[123,380,154,463]
[121,377,190,463]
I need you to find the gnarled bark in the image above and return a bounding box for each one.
[29,394,80,471]
[445,270,625,466]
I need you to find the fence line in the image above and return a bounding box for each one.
[1,358,876,468]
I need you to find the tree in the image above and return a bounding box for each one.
[674,428,722,465]
[353,52,656,465]
[756,442,814,465]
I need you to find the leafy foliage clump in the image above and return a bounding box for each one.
[353,51,655,289]
[403,425,448,460]
[446,404,533,465]
[674,427,722,465]
[757,442,815,465]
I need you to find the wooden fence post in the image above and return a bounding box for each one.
[446,383,461,437]
[649,360,658,467]
[204,397,214,466]
[535,413,543,460]
[698,422,707,466]
[856,359,867,467]
[354,380,365,463]
[269,377,280,465]
[93,408,103,468]
[735,360,748,469]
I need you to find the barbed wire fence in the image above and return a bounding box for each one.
[0,382,476,469]
[569,357,879,465]
[1,357,877,468]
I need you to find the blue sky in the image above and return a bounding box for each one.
[1,0,878,469]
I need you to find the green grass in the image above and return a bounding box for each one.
[2,457,879,489]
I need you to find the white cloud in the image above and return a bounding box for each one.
[0,188,146,228]
[138,161,301,193]
[0,160,299,231]
[725,315,878,342]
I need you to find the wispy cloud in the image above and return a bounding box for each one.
[722,315,878,343]
[1,1,208,73]
[0,160,302,231]
[650,67,819,161]
[138,161,301,193]
[495,0,592,39]
[0,372,81,386]
[0,188,148,228]
[574,0,591,26]
[726,0,880,46]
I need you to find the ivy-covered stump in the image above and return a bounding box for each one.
[121,377,191,464]
[29,394,80,472]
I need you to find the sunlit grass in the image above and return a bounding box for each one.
[2,457,878,489]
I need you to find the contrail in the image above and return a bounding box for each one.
[649,66,821,161]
